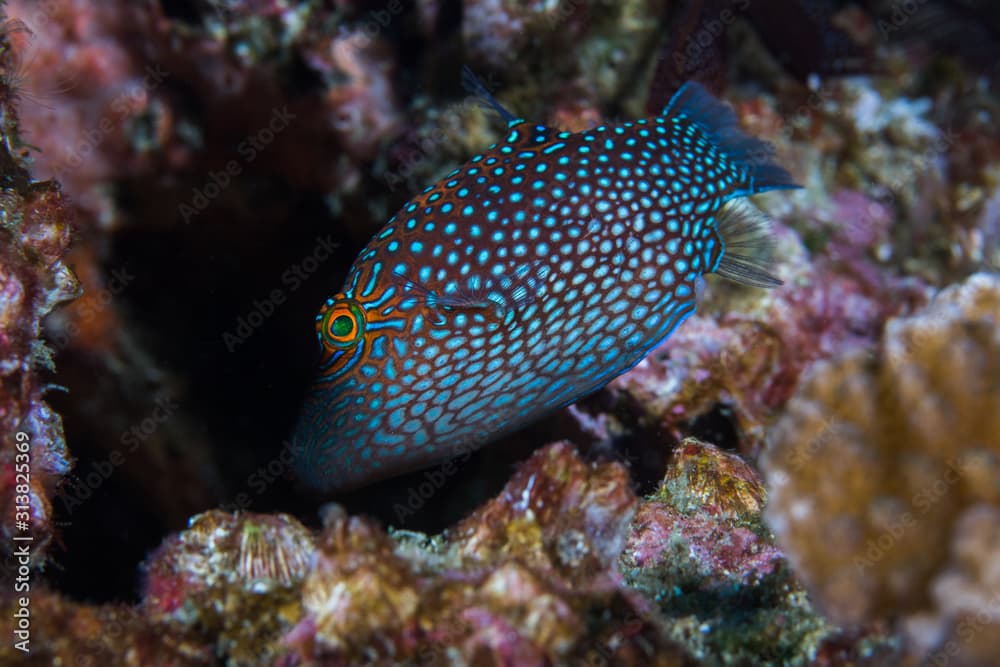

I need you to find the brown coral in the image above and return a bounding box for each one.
[144,510,316,664]
[763,272,1000,661]
[0,594,206,666]
[292,442,692,666]
[655,437,767,521]
[0,80,79,561]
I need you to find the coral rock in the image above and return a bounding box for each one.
[655,437,767,522]
[0,49,79,559]
[298,510,420,657]
[448,440,638,577]
[763,272,1000,662]
[143,510,315,664]
[621,437,897,665]
[0,593,206,666]
[292,442,692,666]
[623,438,782,596]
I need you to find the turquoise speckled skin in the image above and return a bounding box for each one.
[293,81,797,493]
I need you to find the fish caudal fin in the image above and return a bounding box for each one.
[714,199,783,288]
[664,82,799,196]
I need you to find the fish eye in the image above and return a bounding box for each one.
[318,299,365,349]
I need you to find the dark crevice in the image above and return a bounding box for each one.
[158,0,202,25]
[687,403,741,452]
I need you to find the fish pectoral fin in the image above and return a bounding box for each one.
[713,199,783,288]
[394,262,548,325]
[444,262,548,323]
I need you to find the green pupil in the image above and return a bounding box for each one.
[331,314,353,337]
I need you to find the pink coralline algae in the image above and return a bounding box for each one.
[300,18,403,162]
[0,52,79,558]
[5,0,173,226]
[0,439,901,665]
[623,439,781,592]
[619,438,896,665]
[608,215,928,459]
[292,442,692,666]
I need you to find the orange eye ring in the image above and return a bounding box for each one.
[317,299,365,349]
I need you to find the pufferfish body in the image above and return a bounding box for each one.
[293,78,798,493]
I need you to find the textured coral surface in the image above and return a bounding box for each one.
[764,273,1000,663]
[0,31,78,563]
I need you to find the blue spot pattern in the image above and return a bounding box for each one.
[293,82,797,492]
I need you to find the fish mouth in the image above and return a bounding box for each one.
[289,390,346,494]
[290,384,400,495]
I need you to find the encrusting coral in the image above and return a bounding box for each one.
[0,16,79,561]
[1,439,901,666]
[0,0,998,664]
[763,271,1000,663]
[143,510,316,664]
[292,442,692,666]
[622,437,895,666]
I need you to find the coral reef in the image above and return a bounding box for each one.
[0,593,201,666]
[0,0,997,664]
[293,443,691,666]
[144,510,315,664]
[1,440,900,665]
[763,272,1000,662]
[603,212,928,463]
[622,438,896,666]
[0,21,78,561]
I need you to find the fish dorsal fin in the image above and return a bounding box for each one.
[713,199,782,288]
[462,66,520,127]
[664,82,799,196]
